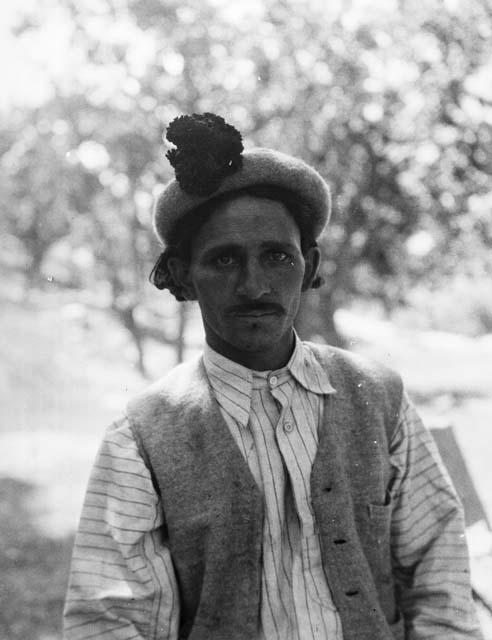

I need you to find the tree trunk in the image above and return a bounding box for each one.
[113,303,147,377]
[175,304,188,364]
[24,246,46,291]
[295,290,345,348]
[318,292,345,348]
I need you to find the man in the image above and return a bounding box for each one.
[64,113,482,640]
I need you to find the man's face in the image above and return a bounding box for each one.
[175,195,319,369]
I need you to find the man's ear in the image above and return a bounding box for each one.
[301,245,321,292]
[167,256,197,300]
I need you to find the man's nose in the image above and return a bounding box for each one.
[235,262,271,299]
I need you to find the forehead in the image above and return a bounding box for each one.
[193,194,301,249]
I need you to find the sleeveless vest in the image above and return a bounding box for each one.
[127,344,405,640]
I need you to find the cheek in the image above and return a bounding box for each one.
[276,266,305,295]
[192,272,234,305]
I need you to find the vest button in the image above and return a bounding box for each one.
[283,421,294,433]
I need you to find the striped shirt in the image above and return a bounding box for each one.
[64,338,481,639]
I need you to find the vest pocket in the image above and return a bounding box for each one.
[368,501,392,547]
[365,501,398,625]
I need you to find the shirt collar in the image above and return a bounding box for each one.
[288,335,336,395]
[203,333,335,428]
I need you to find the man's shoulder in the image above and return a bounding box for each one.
[304,341,403,392]
[126,355,207,426]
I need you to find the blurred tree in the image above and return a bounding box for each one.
[1,105,99,287]
[2,0,491,362]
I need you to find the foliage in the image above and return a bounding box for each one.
[1,0,492,358]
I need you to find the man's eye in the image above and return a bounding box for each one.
[269,251,290,262]
[215,255,237,266]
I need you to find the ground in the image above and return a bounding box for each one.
[1,292,491,639]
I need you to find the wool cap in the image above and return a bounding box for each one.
[153,116,331,246]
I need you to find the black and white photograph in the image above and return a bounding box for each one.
[1,1,491,638]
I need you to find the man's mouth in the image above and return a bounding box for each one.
[226,303,284,318]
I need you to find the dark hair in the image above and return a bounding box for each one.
[150,184,323,300]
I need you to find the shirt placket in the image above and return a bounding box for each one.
[270,376,341,626]
[270,378,317,538]
[249,377,296,639]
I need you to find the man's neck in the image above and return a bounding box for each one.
[204,331,295,372]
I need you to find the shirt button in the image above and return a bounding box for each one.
[269,375,278,387]
[283,421,294,433]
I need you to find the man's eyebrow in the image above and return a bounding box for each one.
[201,243,242,258]
[261,241,299,252]
[200,240,299,259]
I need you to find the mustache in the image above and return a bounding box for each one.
[226,302,285,315]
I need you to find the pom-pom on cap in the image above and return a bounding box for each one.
[154,114,331,246]
[166,113,244,197]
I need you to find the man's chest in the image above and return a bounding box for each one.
[219,377,322,535]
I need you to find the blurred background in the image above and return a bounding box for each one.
[1,0,492,637]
